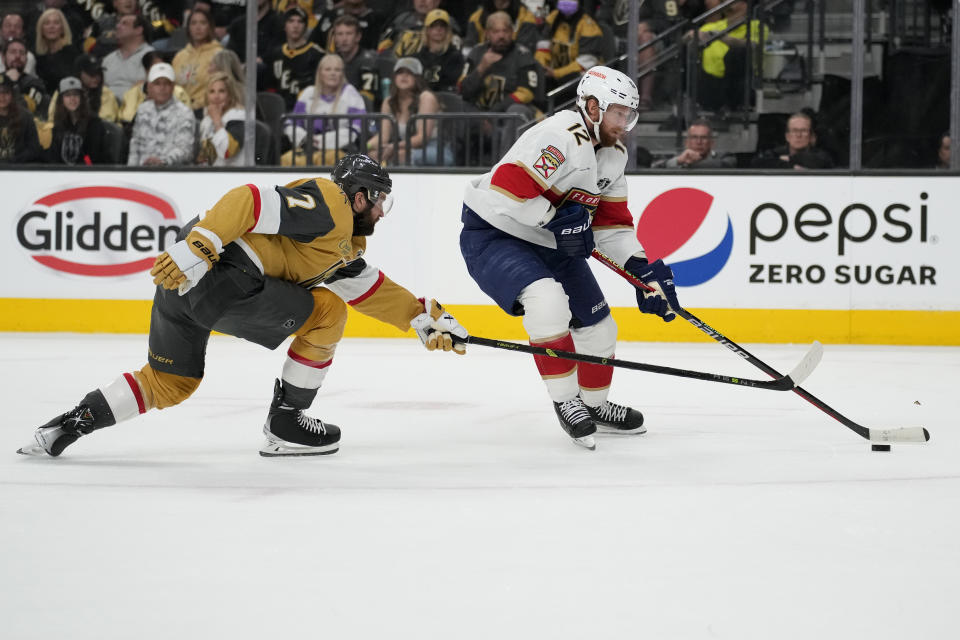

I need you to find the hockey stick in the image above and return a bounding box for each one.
[591,248,931,444]
[465,335,823,391]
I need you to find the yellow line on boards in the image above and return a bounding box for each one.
[0,299,957,345]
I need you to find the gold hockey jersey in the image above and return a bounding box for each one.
[193,177,424,331]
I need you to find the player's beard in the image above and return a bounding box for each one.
[353,204,377,236]
[598,123,622,147]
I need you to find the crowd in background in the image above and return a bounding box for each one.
[0,0,925,169]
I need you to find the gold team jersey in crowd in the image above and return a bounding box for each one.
[193,177,424,331]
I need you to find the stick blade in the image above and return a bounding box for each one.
[870,427,930,444]
[785,341,823,388]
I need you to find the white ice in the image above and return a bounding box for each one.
[1,332,958,639]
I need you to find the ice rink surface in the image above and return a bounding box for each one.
[1,332,958,639]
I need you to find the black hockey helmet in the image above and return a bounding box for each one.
[331,154,392,202]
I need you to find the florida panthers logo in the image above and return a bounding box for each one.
[533,145,565,179]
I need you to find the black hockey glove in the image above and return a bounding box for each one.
[544,202,594,258]
[625,257,679,322]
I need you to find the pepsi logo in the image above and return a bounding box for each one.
[15,185,181,277]
[635,187,733,287]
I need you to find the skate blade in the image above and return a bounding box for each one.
[595,424,647,435]
[572,435,596,450]
[259,439,339,457]
[16,441,47,456]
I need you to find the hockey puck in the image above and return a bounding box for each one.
[871,444,891,452]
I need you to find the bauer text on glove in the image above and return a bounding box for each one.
[543,202,594,258]
[150,229,222,295]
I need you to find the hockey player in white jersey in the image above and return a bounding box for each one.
[460,66,680,449]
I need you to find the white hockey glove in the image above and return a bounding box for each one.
[411,299,468,355]
[150,229,222,295]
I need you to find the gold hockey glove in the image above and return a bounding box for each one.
[150,229,222,295]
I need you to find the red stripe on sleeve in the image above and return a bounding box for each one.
[490,163,546,200]
[123,372,146,414]
[543,189,563,207]
[592,200,632,227]
[245,184,261,232]
[286,349,333,369]
[348,270,385,305]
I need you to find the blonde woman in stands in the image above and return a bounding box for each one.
[196,71,246,167]
[282,53,365,166]
[171,7,222,112]
[34,8,80,94]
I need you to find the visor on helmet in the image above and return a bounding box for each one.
[603,103,640,132]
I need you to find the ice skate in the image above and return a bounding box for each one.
[260,380,340,457]
[17,405,95,457]
[587,400,646,435]
[553,397,597,450]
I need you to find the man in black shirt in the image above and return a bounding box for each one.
[264,6,325,109]
[331,14,380,107]
[460,10,541,121]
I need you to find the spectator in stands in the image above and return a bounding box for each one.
[210,0,244,40]
[464,0,539,54]
[119,51,192,124]
[264,6,325,110]
[47,54,119,123]
[273,1,321,31]
[1,12,37,76]
[40,76,110,164]
[34,8,82,94]
[137,0,183,44]
[460,10,541,122]
[207,48,245,85]
[311,0,385,53]
[377,0,461,55]
[127,61,196,166]
[2,38,48,118]
[85,0,139,58]
[25,1,86,50]
[172,7,222,111]
[227,0,284,89]
[367,56,451,166]
[654,119,736,168]
[283,52,366,165]
[196,71,246,166]
[752,111,834,169]
[534,0,605,87]
[160,0,212,53]
[0,73,41,162]
[934,132,950,169]
[635,0,704,110]
[330,14,380,107]
[102,13,154,100]
[394,9,464,93]
[687,0,767,112]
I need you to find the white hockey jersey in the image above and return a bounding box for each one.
[462,109,645,267]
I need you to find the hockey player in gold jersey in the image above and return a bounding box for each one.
[18,154,468,458]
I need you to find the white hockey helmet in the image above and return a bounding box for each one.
[576,66,640,137]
